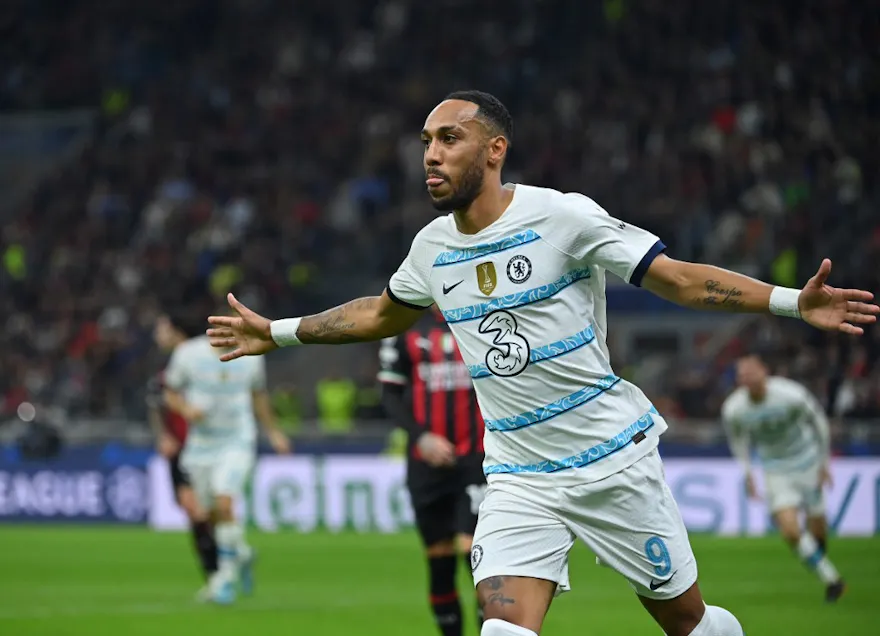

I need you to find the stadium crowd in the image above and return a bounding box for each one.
[1,0,877,424]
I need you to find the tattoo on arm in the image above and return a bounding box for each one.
[297,297,378,344]
[482,576,516,607]
[700,280,745,309]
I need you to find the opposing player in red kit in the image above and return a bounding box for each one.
[149,312,217,599]
[379,307,487,636]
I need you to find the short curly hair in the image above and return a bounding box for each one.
[445,90,513,144]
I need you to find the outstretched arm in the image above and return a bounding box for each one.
[642,255,878,334]
[207,290,427,361]
[294,293,422,344]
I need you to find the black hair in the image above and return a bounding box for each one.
[164,308,206,340]
[445,90,513,144]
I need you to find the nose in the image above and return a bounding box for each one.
[424,140,442,167]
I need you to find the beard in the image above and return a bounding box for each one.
[429,152,486,212]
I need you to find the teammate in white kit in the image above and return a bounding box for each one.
[204,92,878,635]
[721,354,845,602]
[164,320,291,605]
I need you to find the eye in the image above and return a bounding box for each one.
[442,134,457,144]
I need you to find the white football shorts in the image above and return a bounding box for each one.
[181,448,255,510]
[470,449,697,600]
[763,463,825,516]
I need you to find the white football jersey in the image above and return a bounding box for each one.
[721,376,830,474]
[165,336,266,462]
[388,184,669,484]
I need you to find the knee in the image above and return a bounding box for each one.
[213,496,235,521]
[664,608,704,636]
[779,525,801,546]
[481,618,538,635]
[177,488,204,521]
[426,539,456,559]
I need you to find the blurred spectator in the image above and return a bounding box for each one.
[0,0,877,427]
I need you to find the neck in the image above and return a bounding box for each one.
[452,181,513,235]
[748,384,767,402]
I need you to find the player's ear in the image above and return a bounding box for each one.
[486,135,508,168]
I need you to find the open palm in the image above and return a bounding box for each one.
[206,293,277,361]
[798,259,878,335]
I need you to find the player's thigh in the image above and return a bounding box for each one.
[772,507,802,543]
[477,575,557,634]
[211,450,255,499]
[764,470,809,514]
[179,457,214,511]
[411,489,458,550]
[471,482,574,600]
[564,450,698,602]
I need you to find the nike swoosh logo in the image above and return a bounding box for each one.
[649,571,677,591]
[443,280,464,295]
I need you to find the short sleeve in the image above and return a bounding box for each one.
[555,193,666,286]
[387,230,434,309]
[251,358,268,390]
[164,347,188,391]
[377,335,412,385]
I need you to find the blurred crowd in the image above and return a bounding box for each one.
[0,0,877,424]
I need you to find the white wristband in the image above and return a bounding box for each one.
[270,317,303,346]
[769,287,801,319]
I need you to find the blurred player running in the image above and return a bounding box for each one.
[148,312,218,599]
[722,354,845,602]
[379,307,487,635]
[205,91,878,635]
[164,308,291,605]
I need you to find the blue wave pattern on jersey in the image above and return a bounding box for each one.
[433,229,541,267]
[484,406,659,475]
[483,374,620,432]
[468,324,597,379]
[442,268,592,324]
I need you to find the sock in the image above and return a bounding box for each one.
[481,618,537,636]
[687,605,744,635]
[214,521,242,582]
[796,533,840,585]
[190,520,218,579]
[428,555,462,636]
[816,536,827,554]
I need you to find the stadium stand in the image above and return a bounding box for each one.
[0,0,876,431]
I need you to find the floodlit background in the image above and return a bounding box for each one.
[0,0,878,634]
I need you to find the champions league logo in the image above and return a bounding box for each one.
[106,467,148,522]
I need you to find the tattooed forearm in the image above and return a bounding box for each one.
[297,297,379,344]
[699,280,745,310]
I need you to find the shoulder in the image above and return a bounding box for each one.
[721,388,747,416]
[517,185,613,236]
[406,216,456,266]
[413,215,456,245]
[768,376,810,400]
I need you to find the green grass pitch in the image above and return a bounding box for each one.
[0,528,877,635]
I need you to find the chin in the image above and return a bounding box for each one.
[429,195,456,212]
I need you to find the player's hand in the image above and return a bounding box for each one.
[819,465,833,489]
[417,433,456,467]
[180,404,206,423]
[268,428,292,454]
[798,259,879,335]
[157,432,179,458]
[745,473,760,500]
[207,293,278,362]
